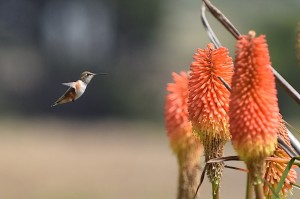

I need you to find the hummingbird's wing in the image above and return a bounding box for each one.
[62,82,76,88]
[51,87,76,107]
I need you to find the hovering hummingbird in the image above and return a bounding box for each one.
[51,71,106,107]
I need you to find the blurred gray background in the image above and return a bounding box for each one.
[0,0,299,198]
[0,0,299,120]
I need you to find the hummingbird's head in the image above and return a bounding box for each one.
[80,71,96,84]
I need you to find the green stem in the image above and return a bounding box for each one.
[246,173,254,199]
[247,159,265,199]
[212,180,220,199]
[254,182,264,199]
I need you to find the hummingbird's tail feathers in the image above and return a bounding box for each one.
[51,98,63,107]
[51,103,58,107]
[51,88,75,107]
[62,82,76,88]
[51,98,69,107]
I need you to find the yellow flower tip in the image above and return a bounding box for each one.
[165,71,199,153]
[264,117,297,198]
[230,33,280,162]
[188,44,233,143]
[248,30,256,38]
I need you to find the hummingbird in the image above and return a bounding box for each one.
[51,71,106,107]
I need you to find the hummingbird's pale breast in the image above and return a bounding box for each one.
[74,80,87,100]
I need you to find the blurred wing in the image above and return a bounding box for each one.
[62,82,76,89]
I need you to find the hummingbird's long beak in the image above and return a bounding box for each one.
[93,73,108,76]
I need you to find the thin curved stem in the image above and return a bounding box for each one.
[201,2,221,48]
[287,129,300,155]
[202,0,300,106]
[272,68,300,106]
[203,0,240,39]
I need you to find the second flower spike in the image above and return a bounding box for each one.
[188,43,233,197]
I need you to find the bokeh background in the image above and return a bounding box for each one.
[0,0,299,198]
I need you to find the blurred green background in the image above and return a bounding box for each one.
[0,0,299,198]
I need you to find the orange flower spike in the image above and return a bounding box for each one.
[165,71,203,199]
[188,43,233,188]
[230,31,279,162]
[189,43,233,143]
[165,71,194,153]
[264,117,297,199]
[230,31,280,198]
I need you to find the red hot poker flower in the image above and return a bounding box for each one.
[189,43,233,144]
[229,31,280,198]
[165,71,195,153]
[188,43,233,187]
[165,71,203,199]
[230,31,279,162]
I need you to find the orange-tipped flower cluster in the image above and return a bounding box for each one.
[165,71,199,153]
[188,43,233,143]
[188,43,233,183]
[165,71,203,199]
[229,31,280,162]
[264,117,297,198]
